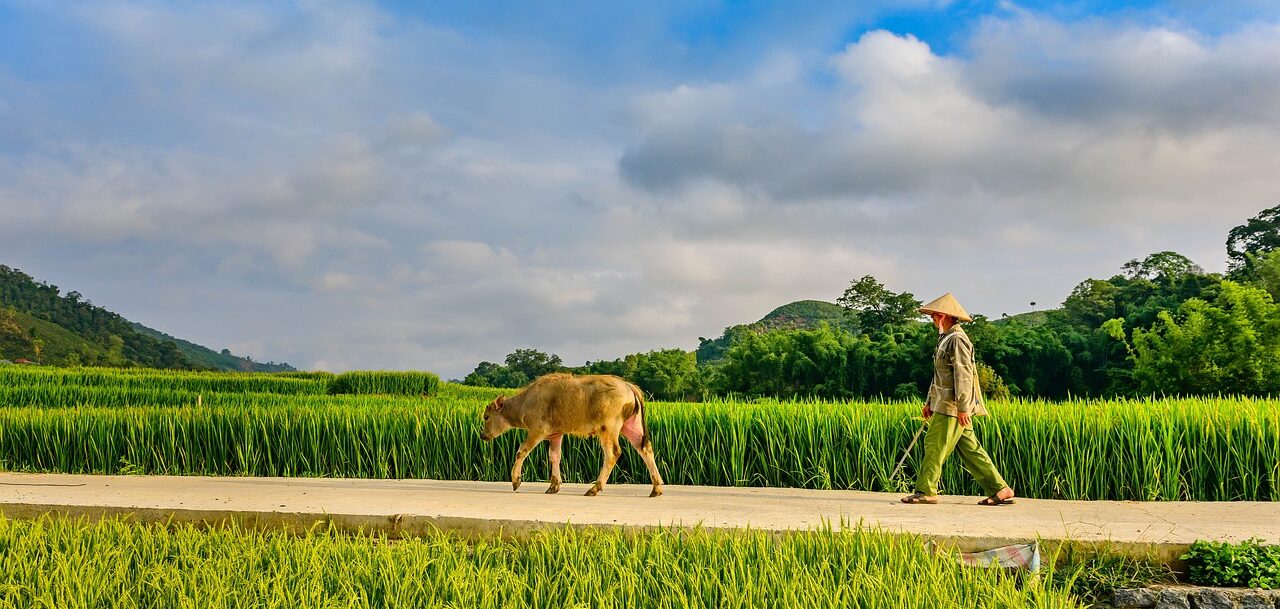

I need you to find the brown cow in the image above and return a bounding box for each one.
[480,373,664,497]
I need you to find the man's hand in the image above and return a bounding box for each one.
[957,411,971,427]
[922,404,932,419]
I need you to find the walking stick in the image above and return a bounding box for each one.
[891,420,928,482]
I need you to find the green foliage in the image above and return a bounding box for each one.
[328,371,440,396]
[713,323,865,399]
[0,515,1082,609]
[1183,539,1280,589]
[463,349,564,388]
[1122,251,1204,282]
[977,363,1011,401]
[3,367,1278,501]
[579,349,704,401]
[504,348,564,378]
[463,361,529,388]
[837,275,922,333]
[696,301,854,365]
[1118,281,1280,395]
[1062,279,1121,328]
[1252,249,1280,301]
[1227,203,1280,277]
[891,382,920,401]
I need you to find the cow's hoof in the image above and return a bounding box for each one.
[649,488,663,498]
[584,484,600,497]
[545,485,560,495]
[512,480,521,491]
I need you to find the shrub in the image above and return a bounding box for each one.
[1183,539,1280,589]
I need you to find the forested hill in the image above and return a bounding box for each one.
[696,299,858,363]
[0,265,292,371]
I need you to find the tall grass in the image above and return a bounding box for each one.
[0,366,327,395]
[0,514,1081,609]
[328,371,441,396]
[0,394,1275,500]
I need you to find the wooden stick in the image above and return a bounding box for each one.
[891,421,927,481]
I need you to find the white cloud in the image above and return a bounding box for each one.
[2,3,1278,378]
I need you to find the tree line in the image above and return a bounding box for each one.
[463,204,1280,401]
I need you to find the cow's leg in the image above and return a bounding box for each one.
[585,432,622,496]
[546,434,564,494]
[622,423,664,498]
[511,433,546,491]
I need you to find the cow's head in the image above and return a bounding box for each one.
[480,395,512,441]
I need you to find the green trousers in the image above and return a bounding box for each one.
[914,413,1008,497]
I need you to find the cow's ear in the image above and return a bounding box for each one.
[495,395,505,410]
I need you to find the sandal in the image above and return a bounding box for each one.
[978,495,1015,506]
[900,492,939,505]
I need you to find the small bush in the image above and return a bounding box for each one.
[1183,539,1280,589]
[328,371,440,396]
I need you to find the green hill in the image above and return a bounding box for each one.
[130,323,292,372]
[756,300,855,331]
[0,264,292,371]
[696,300,857,364]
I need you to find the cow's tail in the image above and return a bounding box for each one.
[629,384,651,449]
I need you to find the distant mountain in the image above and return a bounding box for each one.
[0,264,292,371]
[131,323,293,372]
[696,300,857,364]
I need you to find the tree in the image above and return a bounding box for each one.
[976,363,1011,401]
[0,307,33,359]
[1252,249,1280,301]
[1062,279,1120,327]
[107,335,126,365]
[631,349,703,401]
[32,338,44,364]
[504,348,564,379]
[836,275,921,333]
[1111,281,1280,395]
[1122,251,1204,282]
[1227,204,1280,277]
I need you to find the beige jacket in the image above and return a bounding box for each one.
[926,325,988,417]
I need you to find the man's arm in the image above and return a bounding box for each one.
[952,337,976,415]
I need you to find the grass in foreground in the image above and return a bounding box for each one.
[0,515,1083,609]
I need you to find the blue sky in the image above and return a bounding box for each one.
[1,1,1278,375]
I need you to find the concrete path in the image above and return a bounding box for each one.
[3,473,1277,564]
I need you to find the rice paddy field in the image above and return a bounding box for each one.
[0,366,1276,501]
[0,365,1263,607]
[0,514,1086,609]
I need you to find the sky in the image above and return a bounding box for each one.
[1,1,1278,377]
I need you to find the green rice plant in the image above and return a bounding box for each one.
[0,366,328,395]
[436,382,511,401]
[270,370,338,382]
[0,367,1276,500]
[328,371,441,396]
[0,514,1083,609]
[0,393,1276,501]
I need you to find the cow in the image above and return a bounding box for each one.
[480,373,664,497]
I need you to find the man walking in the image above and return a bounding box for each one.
[900,293,1016,506]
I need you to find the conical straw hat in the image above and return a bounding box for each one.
[918,292,972,322]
